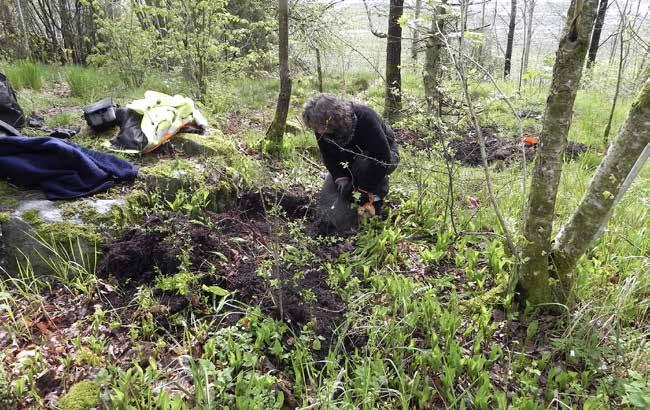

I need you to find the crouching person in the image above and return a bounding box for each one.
[302,94,399,234]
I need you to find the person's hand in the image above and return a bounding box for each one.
[335,177,353,198]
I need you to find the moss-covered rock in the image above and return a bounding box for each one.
[57,380,100,410]
[140,157,239,212]
[0,215,101,277]
[174,130,238,158]
[0,181,21,211]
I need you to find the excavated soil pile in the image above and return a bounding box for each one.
[449,128,588,166]
[393,127,589,166]
[98,195,345,342]
[394,128,434,151]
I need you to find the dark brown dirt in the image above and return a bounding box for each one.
[394,128,433,151]
[97,219,181,285]
[277,267,346,347]
[238,187,316,220]
[98,206,345,344]
[449,128,589,166]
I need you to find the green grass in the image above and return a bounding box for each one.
[48,112,76,127]
[3,60,45,91]
[65,65,107,100]
[570,89,631,147]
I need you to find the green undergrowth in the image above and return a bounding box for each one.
[0,64,647,409]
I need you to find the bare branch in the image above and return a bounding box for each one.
[362,0,387,38]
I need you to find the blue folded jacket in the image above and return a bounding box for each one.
[0,136,138,200]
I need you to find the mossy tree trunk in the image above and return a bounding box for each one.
[314,46,323,92]
[519,0,599,306]
[504,0,517,79]
[553,78,650,282]
[267,0,292,147]
[384,0,404,123]
[423,1,446,115]
[411,0,422,60]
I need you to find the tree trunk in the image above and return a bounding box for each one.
[267,0,292,147]
[519,0,599,306]
[16,0,30,58]
[504,0,517,79]
[603,0,629,144]
[519,0,536,89]
[411,0,422,60]
[602,18,625,144]
[384,0,404,123]
[587,0,608,67]
[315,47,323,92]
[553,78,650,283]
[423,4,446,115]
[518,0,528,89]
[523,0,535,73]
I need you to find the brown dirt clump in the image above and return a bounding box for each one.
[449,128,589,166]
[277,267,346,349]
[394,128,433,151]
[238,187,316,220]
[98,205,345,343]
[98,224,180,285]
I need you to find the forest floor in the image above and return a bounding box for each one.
[0,66,648,409]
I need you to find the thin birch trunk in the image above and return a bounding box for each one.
[518,0,528,90]
[523,0,535,76]
[603,0,629,144]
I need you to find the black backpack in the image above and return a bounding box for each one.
[0,72,25,130]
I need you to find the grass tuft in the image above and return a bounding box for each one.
[4,60,44,90]
[65,66,106,101]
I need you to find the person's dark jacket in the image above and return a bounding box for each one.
[316,104,399,194]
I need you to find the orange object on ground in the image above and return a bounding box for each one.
[356,187,378,219]
[523,133,540,146]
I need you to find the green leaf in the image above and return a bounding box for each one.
[202,284,230,297]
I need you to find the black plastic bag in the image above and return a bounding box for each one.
[110,108,148,151]
[0,73,25,129]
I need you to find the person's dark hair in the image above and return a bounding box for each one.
[302,94,357,143]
